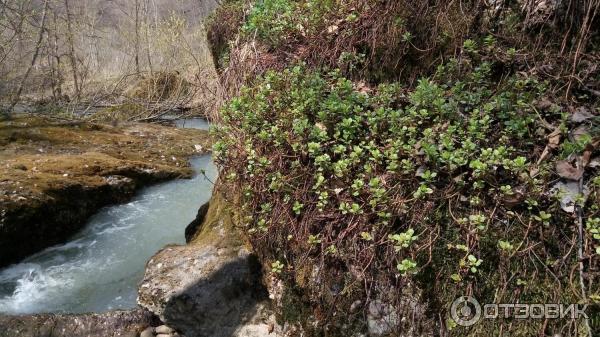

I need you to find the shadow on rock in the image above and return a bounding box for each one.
[138,245,271,337]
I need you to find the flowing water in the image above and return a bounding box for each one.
[0,118,216,314]
[174,117,210,130]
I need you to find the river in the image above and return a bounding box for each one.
[0,118,216,314]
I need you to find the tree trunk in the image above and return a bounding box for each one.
[134,0,140,74]
[64,0,79,100]
[144,0,153,75]
[7,0,50,117]
[50,8,63,100]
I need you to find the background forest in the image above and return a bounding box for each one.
[0,0,219,119]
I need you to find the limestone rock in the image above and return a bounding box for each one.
[140,327,155,337]
[367,300,399,336]
[138,193,275,337]
[155,325,175,334]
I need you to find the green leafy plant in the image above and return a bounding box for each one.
[397,259,418,275]
[271,260,285,274]
[212,55,596,336]
[466,255,483,273]
[389,229,418,251]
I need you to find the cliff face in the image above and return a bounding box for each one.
[0,116,211,267]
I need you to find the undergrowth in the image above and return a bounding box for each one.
[207,0,600,335]
[213,55,600,335]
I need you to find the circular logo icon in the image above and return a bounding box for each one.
[450,296,482,327]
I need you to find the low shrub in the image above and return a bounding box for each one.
[213,59,599,335]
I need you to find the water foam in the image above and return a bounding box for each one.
[0,154,217,314]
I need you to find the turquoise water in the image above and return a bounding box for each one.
[0,119,216,314]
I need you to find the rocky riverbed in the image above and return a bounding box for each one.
[0,192,283,337]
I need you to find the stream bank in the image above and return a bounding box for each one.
[0,156,217,314]
[0,116,211,267]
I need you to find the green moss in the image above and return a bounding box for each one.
[188,190,245,251]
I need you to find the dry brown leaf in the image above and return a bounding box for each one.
[536,128,561,165]
[535,98,553,110]
[571,106,595,123]
[529,166,540,177]
[582,149,592,167]
[555,160,583,180]
[547,128,561,148]
[356,81,372,94]
[500,187,525,208]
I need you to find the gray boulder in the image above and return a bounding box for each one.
[137,193,274,337]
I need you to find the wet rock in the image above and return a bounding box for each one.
[184,201,210,243]
[0,309,156,337]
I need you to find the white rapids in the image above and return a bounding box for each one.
[0,118,216,314]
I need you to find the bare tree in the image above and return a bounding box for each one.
[48,5,63,100]
[1,0,219,119]
[144,0,153,75]
[6,0,50,118]
[64,0,79,100]
[134,0,140,74]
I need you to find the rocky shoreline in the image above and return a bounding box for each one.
[0,193,281,337]
[0,309,157,337]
